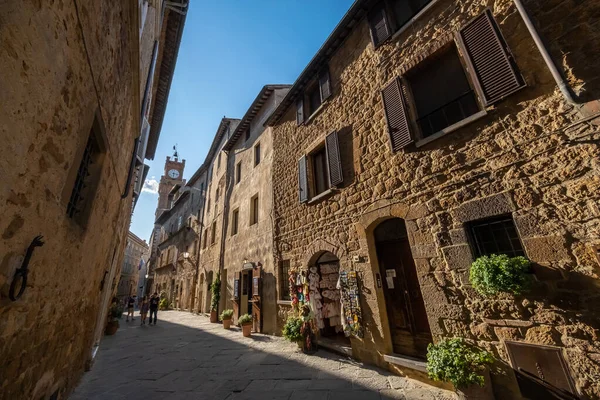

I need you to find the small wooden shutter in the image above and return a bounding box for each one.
[368,1,391,46]
[325,131,343,187]
[319,68,332,102]
[298,155,308,203]
[381,77,412,151]
[457,10,525,106]
[296,97,305,125]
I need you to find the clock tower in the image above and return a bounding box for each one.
[155,153,185,219]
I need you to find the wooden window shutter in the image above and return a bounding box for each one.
[457,9,525,106]
[325,131,343,187]
[368,1,391,46]
[296,97,305,125]
[319,67,332,102]
[381,77,412,152]
[298,155,308,203]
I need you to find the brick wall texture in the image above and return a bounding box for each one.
[271,0,600,398]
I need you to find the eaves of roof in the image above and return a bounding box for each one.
[146,5,188,160]
[223,85,292,151]
[265,0,374,126]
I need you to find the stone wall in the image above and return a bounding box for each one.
[271,0,600,398]
[0,1,146,398]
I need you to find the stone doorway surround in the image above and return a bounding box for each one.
[355,198,441,372]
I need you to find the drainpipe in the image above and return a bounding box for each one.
[513,0,576,104]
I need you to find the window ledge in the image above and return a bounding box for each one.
[277,300,292,306]
[308,188,335,204]
[415,110,487,148]
[304,100,329,125]
[389,0,442,45]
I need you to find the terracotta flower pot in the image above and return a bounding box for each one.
[105,320,119,336]
[242,323,252,337]
[457,368,495,400]
[223,318,232,329]
[210,310,218,323]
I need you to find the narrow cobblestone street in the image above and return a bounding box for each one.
[71,311,455,400]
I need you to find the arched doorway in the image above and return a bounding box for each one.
[374,218,432,358]
[308,251,349,346]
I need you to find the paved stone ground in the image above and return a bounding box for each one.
[71,311,456,400]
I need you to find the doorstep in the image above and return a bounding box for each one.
[317,338,353,358]
[383,354,427,372]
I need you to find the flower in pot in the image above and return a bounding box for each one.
[209,273,221,323]
[238,313,253,337]
[469,254,531,297]
[105,303,123,336]
[220,309,234,329]
[427,338,495,399]
[282,316,303,348]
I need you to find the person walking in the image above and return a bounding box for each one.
[140,296,149,325]
[149,292,159,326]
[125,295,136,322]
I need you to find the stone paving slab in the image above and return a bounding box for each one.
[70,311,456,400]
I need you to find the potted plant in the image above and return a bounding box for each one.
[282,316,303,348]
[427,338,495,399]
[239,313,253,337]
[469,254,531,296]
[209,273,221,323]
[105,303,123,336]
[159,297,170,310]
[220,309,234,329]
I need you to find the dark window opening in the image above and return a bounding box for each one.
[311,147,329,196]
[67,135,97,219]
[389,0,433,29]
[468,215,525,258]
[307,84,322,116]
[245,128,251,142]
[211,221,217,245]
[242,273,248,295]
[407,46,479,138]
[250,195,259,225]
[254,143,261,166]
[231,209,239,236]
[236,162,241,184]
[280,260,291,300]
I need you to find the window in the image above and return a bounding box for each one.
[250,194,259,225]
[296,67,331,124]
[202,230,207,249]
[236,162,242,184]
[217,153,221,169]
[468,215,525,258]
[279,260,291,301]
[245,128,251,142]
[380,11,525,151]
[298,131,343,203]
[231,209,239,236]
[407,46,479,138]
[211,221,217,245]
[311,146,329,197]
[368,0,434,46]
[207,197,211,214]
[67,116,105,225]
[254,143,261,166]
[216,188,220,201]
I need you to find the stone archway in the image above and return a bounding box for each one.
[303,238,347,269]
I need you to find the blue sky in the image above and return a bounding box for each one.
[131,0,355,241]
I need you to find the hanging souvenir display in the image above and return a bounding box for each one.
[338,270,364,338]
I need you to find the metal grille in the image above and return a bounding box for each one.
[469,216,525,258]
[416,91,479,137]
[280,260,290,301]
[67,136,95,219]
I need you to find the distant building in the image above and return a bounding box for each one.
[117,232,149,303]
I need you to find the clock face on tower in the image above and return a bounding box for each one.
[168,169,180,179]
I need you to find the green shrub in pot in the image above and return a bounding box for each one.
[469,254,531,296]
[282,316,303,343]
[220,309,234,321]
[238,313,253,325]
[427,338,494,388]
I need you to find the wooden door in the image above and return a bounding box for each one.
[232,272,241,321]
[377,238,432,358]
[251,265,262,332]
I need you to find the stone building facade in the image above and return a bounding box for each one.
[267,0,600,398]
[0,0,187,398]
[117,232,149,303]
[220,86,290,333]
